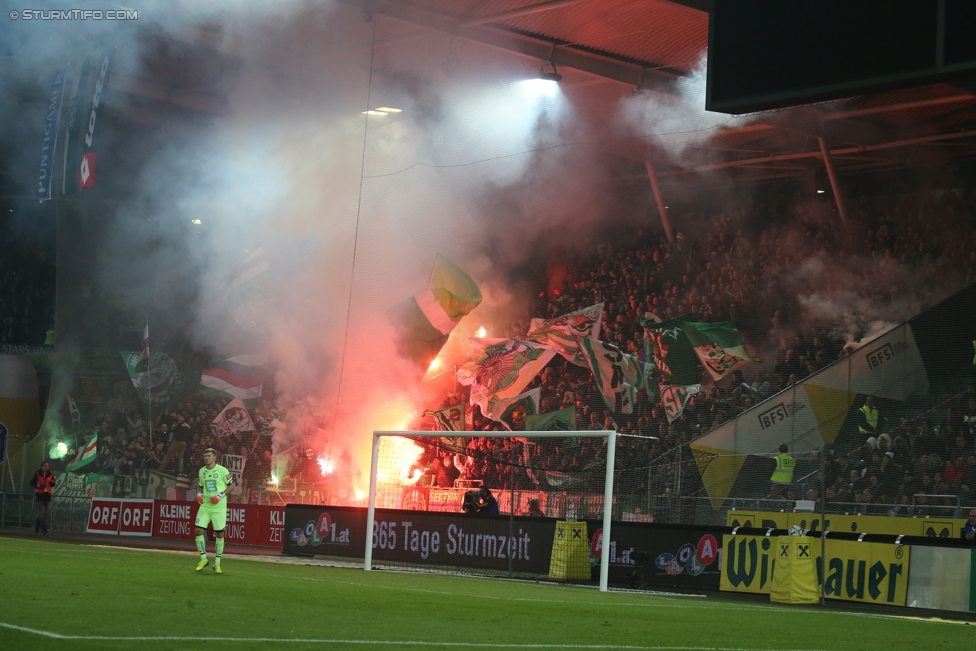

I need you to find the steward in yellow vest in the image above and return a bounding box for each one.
[858,396,879,436]
[770,444,795,484]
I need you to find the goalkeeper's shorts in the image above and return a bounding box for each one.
[195,502,228,531]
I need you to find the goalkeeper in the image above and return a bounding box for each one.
[194,448,233,573]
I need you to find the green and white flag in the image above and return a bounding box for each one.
[641,317,699,386]
[660,384,701,423]
[576,337,643,414]
[467,338,556,402]
[388,254,482,369]
[525,406,577,431]
[680,319,757,382]
[425,403,466,432]
[527,303,604,367]
[66,432,97,472]
[473,387,541,430]
[120,350,187,408]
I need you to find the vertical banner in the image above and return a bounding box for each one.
[77,48,114,191]
[37,68,66,202]
[62,55,91,196]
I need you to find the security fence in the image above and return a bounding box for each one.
[1,493,93,533]
[613,286,976,533]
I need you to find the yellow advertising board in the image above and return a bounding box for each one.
[727,511,966,538]
[720,534,777,594]
[820,539,909,606]
[721,535,910,606]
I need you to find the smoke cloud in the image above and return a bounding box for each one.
[2,2,623,480]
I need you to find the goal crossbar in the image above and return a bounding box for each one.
[365,430,616,592]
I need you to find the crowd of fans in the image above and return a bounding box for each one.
[406,190,976,511]
[809,387,976,515]
[52,393,278,499]
[48,189,976,516]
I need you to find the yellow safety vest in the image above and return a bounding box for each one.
[858,405,878,434]
[770,453,795,484]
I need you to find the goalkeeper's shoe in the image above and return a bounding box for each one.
[214,564,222,574]
[195,558,210,572]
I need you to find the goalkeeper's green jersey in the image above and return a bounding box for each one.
[198,464,233,499]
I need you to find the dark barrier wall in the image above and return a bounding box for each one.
[285,506,976,594]
[596,522,724,590]
[285,505,557,576]
[285,505,725,588]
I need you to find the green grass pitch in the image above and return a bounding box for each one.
[0,535,971,650]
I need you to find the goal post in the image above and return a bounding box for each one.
[365,430,616,592]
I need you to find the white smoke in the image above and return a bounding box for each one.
[613,52,755,162]
[102,4,617,479]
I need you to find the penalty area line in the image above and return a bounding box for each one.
[0,623,834,650]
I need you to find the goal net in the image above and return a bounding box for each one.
[364,430,617,591]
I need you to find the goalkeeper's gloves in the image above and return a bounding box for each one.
[197,494,204,505]
[210,492,226,505]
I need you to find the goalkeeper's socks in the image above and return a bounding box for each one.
[195,534,207,558]
[215,537,224,565]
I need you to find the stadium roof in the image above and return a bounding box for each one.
[3,0,976,194]
[334,0,976,188]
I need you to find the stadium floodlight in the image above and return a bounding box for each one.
[539,62,562,83]
[365,429,616,592]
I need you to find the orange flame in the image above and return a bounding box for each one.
[377,436,425,486]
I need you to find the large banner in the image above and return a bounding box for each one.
[54,470,180,501]
[720,534,910,606]
[284,505,558,576]
[37,68,66,202]
[77,48,115,190]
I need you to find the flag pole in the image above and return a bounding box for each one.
[426,255,438,289]
[146,314,152,448]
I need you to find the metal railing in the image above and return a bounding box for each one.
[0,493,93,533]
[0,493,36,528]
[612,493,976,527]
[48,496,94,533]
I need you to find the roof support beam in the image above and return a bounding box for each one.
[822,94,975,120]
[656,128,976,176]
[818,137,848,225]
[644,159,675,246]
